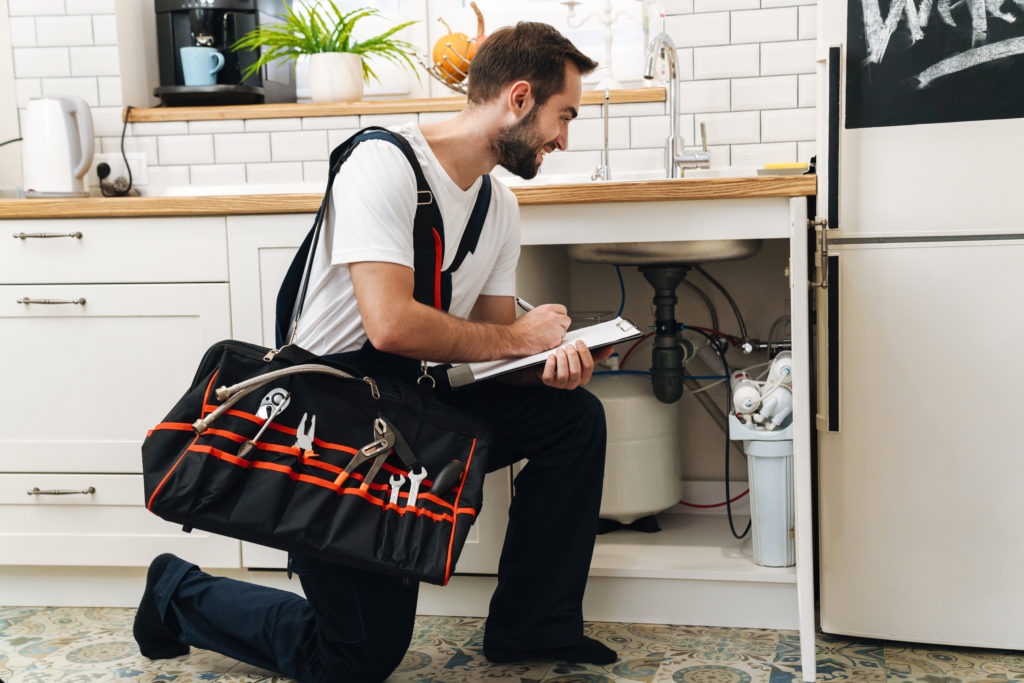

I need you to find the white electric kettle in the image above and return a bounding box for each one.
[22,96,95,198]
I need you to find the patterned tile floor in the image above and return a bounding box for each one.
[0,607,1020,682]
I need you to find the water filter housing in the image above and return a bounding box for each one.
[728,414,795,567]
[588,373,683,524]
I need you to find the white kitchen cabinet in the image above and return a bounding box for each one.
[0,283,232,473]
[0,474,239,567]
[0,218,239,568]
[0,187,815,679]
[226,214,513,574]
[3,217,228,284]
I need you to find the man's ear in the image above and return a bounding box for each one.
[507,80,534,118]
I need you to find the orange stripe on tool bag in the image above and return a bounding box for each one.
[183,443,469,518]
[145,369,220,510]
[444,437,477,582]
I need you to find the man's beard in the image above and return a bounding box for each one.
[491,107,547,180]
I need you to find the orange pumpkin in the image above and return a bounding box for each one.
[432,18,472,84]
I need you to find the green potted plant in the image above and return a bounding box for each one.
[232,1,417,103]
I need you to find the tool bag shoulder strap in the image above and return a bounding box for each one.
[275,126,493,347]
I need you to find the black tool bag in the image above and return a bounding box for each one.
[141,128,493,585]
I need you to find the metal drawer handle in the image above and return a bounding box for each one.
[27,487,96,496]
[13,232,83,240]
[17,298,87,305]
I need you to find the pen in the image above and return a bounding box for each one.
[515,297,535,312]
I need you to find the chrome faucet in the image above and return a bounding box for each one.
[591,88,611,181]
[643,32,711,178]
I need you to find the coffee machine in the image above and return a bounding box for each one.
[154,0,295,106]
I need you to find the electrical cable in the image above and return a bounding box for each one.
[121,105,133,192]
[0,137,22,148]
[680,488,749,508]
[614,265,625,318]
[695,265,748,343]
[101,106,134,197]
[687,326,750,539]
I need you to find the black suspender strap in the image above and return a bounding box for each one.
[275,126,492,347]
[439,175,491,314]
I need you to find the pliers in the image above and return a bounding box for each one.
[332,417,395,491]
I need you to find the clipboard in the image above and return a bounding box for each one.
[446,316,644,388]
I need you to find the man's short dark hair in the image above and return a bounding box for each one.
[466,22,598,108]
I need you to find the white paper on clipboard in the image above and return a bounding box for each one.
[446,316,643,388]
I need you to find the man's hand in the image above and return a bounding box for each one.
[541,340,615,390]
[509,304,571,356]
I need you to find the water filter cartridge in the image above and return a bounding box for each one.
[732,379,762,414]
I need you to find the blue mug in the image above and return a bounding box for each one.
[180,46,225,86]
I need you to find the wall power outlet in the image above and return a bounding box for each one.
[91,152,148,188]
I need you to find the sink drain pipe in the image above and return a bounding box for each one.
[640,264,691,403]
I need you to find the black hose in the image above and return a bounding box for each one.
[687,326,750,540]
[695,265,748,343]
[680,278,719,332]
[0,137,22,148]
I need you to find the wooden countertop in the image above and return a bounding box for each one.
[126,88,665,122]
[0,177,816,219]
[2,176,817,219]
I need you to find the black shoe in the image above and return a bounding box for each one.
[484,636,617,665]
[133,553,189,659]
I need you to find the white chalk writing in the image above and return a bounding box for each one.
[860,0,1024,85]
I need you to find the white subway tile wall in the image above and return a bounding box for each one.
[190,163,247,186]
[6,1,121,188]
[8,17,36,46]
[5,0,817,190]
[188,120,245,134]
[302,115,361,130]
[158,134,216,166]
[245,117,303,132]
[97,76,122,106]
[246,162,305,186]
[798,73,817,108]
[303,160,330,184]
[215,133,272,164]
[732,75,797,111]
[270,130,328,162]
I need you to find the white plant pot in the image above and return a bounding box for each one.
[308,52,364,103]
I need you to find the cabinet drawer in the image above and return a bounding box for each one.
[0,283,231,473]
[3,216,227,283]
[0,473,240,567]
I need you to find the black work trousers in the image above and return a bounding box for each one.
[151,347,607,682]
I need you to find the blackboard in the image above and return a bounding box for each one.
[846,0,1024,128]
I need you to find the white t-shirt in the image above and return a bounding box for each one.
[292,123,521,356]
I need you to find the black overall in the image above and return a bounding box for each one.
[148,130,608,683]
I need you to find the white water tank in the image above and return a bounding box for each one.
[588,373,683,524]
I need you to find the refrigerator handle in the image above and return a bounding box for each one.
[827,45,841,231]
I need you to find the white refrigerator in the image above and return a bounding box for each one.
[814,0,1024,648]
